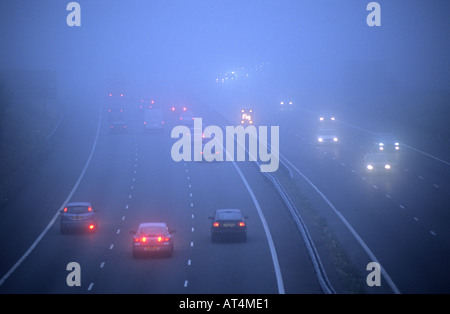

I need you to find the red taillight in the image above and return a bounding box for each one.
[141,237,147,242]
[183,107,187,111]
[89,224,95,230]
[171,107,175,111]
[63,207,67,212]
[88,207,92,212]
[239,222,245,227]
[213,222,219,227]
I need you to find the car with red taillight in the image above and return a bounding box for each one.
[209,209,247,242]
[131,222,175,258]
[59,202,98,234]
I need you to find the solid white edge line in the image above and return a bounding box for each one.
[0,106,103,287]
[230,160,285,294]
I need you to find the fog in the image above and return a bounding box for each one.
[1,0,449,133]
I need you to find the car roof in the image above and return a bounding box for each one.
[66,202,91,207]
[216,209,242,213]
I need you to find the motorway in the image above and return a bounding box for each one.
[0,97,323,294]
[0,91,449,294]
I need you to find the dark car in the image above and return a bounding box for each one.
[60,202,98,234]
[109,119,127,133]
[209,209,247,242]
[131,222,175,258]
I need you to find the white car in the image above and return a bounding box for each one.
[131,222,175,258]
[364,153,395,172]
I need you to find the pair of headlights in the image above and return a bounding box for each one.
[367,164,391,170]
[318,137,338,142]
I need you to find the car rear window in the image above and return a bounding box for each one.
[139,226,167,235]
[65,206,91,214]
[217,211,243,221]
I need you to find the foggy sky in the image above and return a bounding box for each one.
[1,0,449,102]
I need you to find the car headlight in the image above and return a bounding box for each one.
[319,117,324,121]
[385,164,391,169]
[367,164,374,170]
[333,137,338,142]
[318,137,323,142]
[379,146,384,151]
[395,146,399,150]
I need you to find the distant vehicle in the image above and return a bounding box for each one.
[373,133,400,152]
[209,209,247,242]
[318,111,336,122]
[240,109,253,124]
[139,99,155,111]
[59,202,98,234]
[131,222,175,258]
[144,108,164,132]
[178,112,195,127]
[317,128,338,144]
[364,153,395,173]
[109,119,127,133]
[279,101,294,111]
[107,106,125,121]
[170,105,188,115]
[200,133,221,162]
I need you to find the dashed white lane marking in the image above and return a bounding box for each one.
[122,216,126,221]
[430,231,436,236]
[116,229,120,234]
[433,184,440,189]
[413,217,419,222]
[191,227,194,232]
[125,204,129,209]
[399,205,405,209]
[190,242,194,247]
[88,283,94,291]
[100,262,105,268]
[418,175,424,180]
[385,194,391,199]
[372,185,378,189]
[184,280,188,288]
[109,244,114,250]
[188,260,191,266]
